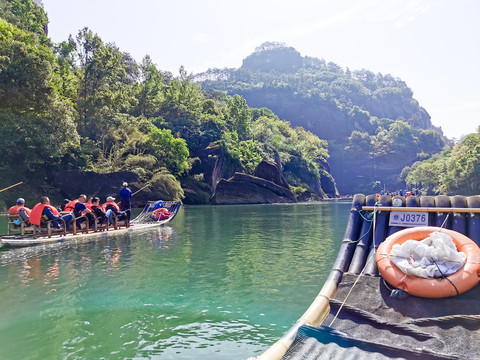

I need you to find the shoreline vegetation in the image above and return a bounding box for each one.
[0,1,479,211]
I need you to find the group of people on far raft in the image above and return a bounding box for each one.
[8,182,132,231]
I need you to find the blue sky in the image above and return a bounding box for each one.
[42,0,479,140]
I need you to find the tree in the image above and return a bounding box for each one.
[71,28,137,138]
[226,95,251,140]
[148,127,190,175]
[0,0,48,37]
[134,55,165,117]
[0,18,55,111]
[404,127,480,195]
[0,16,79,182]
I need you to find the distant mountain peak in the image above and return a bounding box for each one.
[241,42,303,73]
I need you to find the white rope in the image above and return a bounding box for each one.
[329,202,380,327]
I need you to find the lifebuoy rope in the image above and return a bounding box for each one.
[432,260,460,295]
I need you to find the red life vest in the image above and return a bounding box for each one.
[102,201,120,212]
[64,199,79,212]
[85,202,93,210]
[152,208,171,220]
[30,203,59,226]
[9,205,31,216]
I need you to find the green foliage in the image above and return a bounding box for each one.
[0,3,367,202]
[290,186,308,197]
[0,9,79,185]
[0,0,48,37]
[225,94,252,140]
[404,127,480,195]
[149,168,184,201]
[148,127,190,175]
[133,55,165,117]
[198,43,434,143]
[196,43,449,193]
[0,18,56,111]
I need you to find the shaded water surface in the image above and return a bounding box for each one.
[0,202,350,359]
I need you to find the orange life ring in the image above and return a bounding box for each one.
[376,226,480,298]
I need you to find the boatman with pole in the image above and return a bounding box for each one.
[119,182,132,211]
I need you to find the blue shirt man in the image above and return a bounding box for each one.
[119,182,132,211]
[40,196,73,229]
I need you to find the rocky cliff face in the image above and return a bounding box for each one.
[253,160,290,188]
[212,160,296,204]
[212,172,296,204]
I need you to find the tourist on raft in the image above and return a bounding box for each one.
[9,197,31,224]
[64,194,94,228]
[119,182,132,211]
[103,196,130,222]
[59,199,71,212]
[85,196,94,210]
[30,196,73,229]
[151,207,171,221]
[90,197,113,225]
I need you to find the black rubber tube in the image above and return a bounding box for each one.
[347,194,376,274]
[405,195,420,207]
[467,196,480,246]
[326,194,365,285]
[387,196,405,237]
[420,196,436,225]
[364,195,391,276]
[451,195,467,234]
[435,195,452,229]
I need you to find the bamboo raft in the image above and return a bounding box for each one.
[0,200,181,249]
[257,194,480,360]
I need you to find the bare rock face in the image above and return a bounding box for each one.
[212,162,297,204]
[253,160,290,189]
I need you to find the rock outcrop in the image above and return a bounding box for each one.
[212,160,296,204]
[253,160,290,188]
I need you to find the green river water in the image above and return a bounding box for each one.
[0,202,351,359]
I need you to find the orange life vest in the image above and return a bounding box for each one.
[30,203,60,226]
[102,201,120,212]
[152,208,171,220]
[9,205,31,216]
[64,199,79,212]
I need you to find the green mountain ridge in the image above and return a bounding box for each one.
[195,41,448,193]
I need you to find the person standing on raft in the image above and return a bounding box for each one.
[119,182,132,211]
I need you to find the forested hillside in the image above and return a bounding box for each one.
[0,1,334,207]
[197,42,448,193]
[401,127,480,195]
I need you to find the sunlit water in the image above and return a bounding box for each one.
[0,202,350,359]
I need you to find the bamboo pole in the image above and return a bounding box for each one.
[0,182,23,193]
[132,184,149,196]
[362,206,480,213]
[116,184,150,206]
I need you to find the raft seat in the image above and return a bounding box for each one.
[60,211,92,235]
[111,212,129,230]
[88,213,112,232]
[33,217,67,238]
[7,215,35,236]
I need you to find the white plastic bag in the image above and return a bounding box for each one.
[389,231,466,278]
